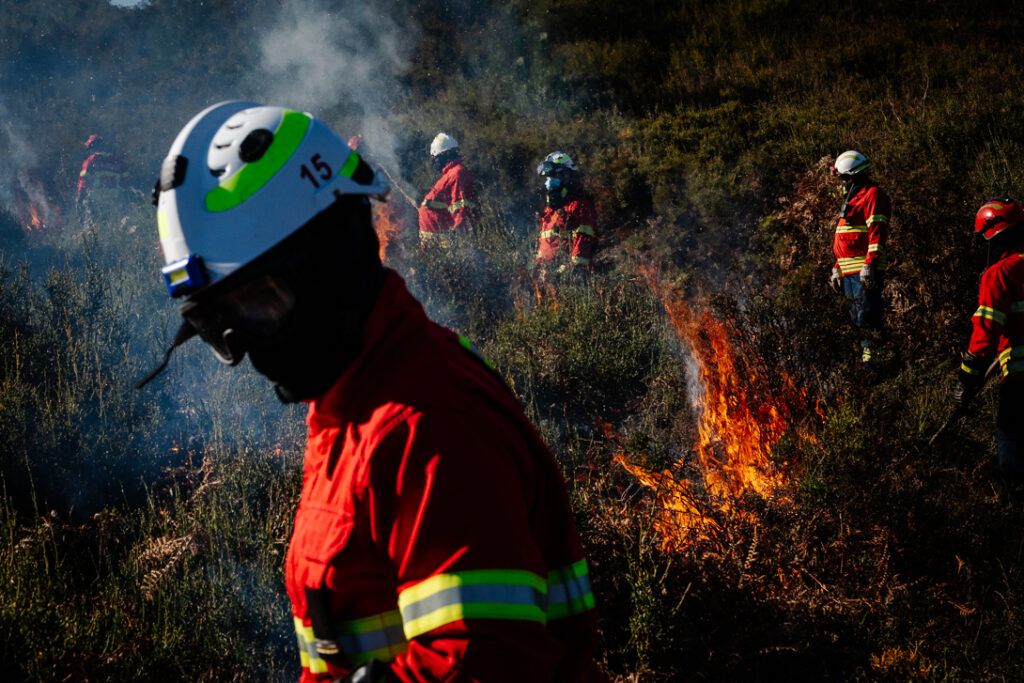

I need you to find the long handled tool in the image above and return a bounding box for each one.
[927,359,1001,447]
[377,165,419,210]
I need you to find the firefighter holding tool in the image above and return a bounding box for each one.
[953,198,1024,489]
[139,101,605,682]
[418,132,477,248]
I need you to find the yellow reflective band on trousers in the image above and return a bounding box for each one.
[546,559,595,620]
[974,305,1007,326]
[206,110,311,212]
[574,225,595,237]
[571,255,591,266]
[998,346,1024,377]
[540,229,558,239]
[398,569,549,639]
[294,611,408,674]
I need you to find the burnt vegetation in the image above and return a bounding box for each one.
[2,0,1024,680]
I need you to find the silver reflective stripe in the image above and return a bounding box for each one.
[400,583,546,624]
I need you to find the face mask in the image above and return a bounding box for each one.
[544,177,562,191]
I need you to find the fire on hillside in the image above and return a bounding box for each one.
[614,266,824,552]
[12,177,62,235]
[373,200,405,263]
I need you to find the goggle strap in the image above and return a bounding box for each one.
[134,320,199,389]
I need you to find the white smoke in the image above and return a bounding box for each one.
[253,0,417,179]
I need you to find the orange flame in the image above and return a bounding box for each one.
[616,266,821,552]
[26,204,41,231]
[373,201,403,263]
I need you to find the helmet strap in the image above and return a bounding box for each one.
[134,320,199,389]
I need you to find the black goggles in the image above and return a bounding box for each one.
[180,273,297,365]
[537,160,558,176]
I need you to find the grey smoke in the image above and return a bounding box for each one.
[252,0,418,180]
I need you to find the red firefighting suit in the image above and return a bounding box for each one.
[964,249,1024,379]
[77,151,128,201]
[418,160,476,246]
[832,182,890,278]
[961,249,1024,477]
[536,197,598,271]
[286,270,604,682]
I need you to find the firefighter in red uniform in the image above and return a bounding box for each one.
[954,198,1024,487]
[535,151,597,276]
[418,132,477,247]
[140,102,605,682]
[828,150,892,365]
[76,134,128,208]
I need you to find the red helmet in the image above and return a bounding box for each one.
[975,197,1024,240]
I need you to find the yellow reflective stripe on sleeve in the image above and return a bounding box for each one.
[866,214,889,224]
[398,570,548,639]
[449,199,476,212]
[867,243,882,253]
[974,306,1007,325]
[998,347,1024,377]
[547,559,595,620]
[422,199,449,210]
[574,225,595,237]
[294,618,330,675]
[836,225,868,233]
[294,611,408,673]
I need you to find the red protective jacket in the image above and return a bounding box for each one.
[418,160,476,246]
[962,249,1024,383]
[832,182,891,276]
[286,270,604,682]
[536,197,598,271]
[77,152,127,197]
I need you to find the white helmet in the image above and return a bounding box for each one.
[831,150,870,177]
[155,101,388,298]
[536,151,578,175]
[429,132,459,157]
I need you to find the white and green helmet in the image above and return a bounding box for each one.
[832,150,870,176]
[536,151,578,175]
[156,101,388,298]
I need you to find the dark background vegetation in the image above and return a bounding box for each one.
[2,0,1024,680]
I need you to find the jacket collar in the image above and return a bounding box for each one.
[308,269,427,426]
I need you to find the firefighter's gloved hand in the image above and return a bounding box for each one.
[829,267,843,293]
[953,352,988,410]
[859,263,877,290]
